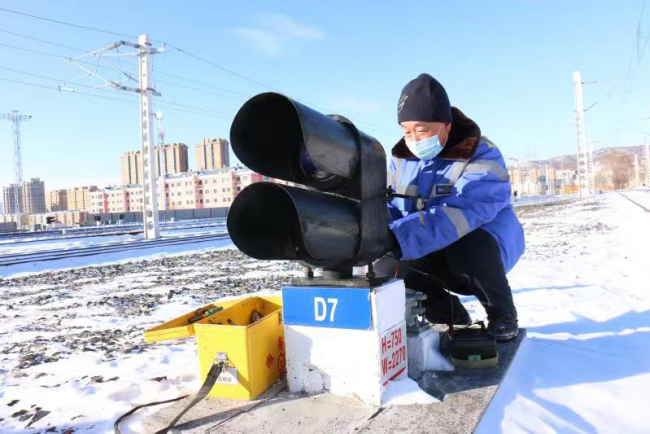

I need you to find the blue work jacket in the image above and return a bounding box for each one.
[388,139,525,273]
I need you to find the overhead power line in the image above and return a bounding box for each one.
[155,70,253,98]
[0,76,232,119]
[0,49,241,111]
[155,78,246,102]
[0,6,137,39]
[0,42,69,59]
[164,43,273,92]
[0,29,88,53]
[0,76,137,103]
[0,6,394,135]
[166,44,393,134]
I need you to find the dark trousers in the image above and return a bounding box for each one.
[375,229,517,322]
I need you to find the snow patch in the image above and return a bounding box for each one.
[382,377,439,406]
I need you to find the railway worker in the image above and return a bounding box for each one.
[377,73,525,341]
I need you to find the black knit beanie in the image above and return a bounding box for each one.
[397,73,452,124]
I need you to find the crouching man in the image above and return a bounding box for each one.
[377,73,525,341]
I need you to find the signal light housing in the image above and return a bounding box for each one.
[227,93,389,275]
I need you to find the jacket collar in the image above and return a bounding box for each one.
[391,107,482,160]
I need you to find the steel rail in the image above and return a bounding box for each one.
[0,232,230,266]
[618,192,650,212]
[0,221,226,245]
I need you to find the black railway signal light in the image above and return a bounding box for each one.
[227,92,389,276]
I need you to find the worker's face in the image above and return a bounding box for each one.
[400,121,451,146]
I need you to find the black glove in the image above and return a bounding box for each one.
[381,228,402,260]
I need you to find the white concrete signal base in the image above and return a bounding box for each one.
[282,280,408,406]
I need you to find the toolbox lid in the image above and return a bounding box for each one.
[143,295,282,343]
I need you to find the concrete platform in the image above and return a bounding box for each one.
[143,330,526,434]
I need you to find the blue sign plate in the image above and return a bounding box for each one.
[282,286,372,330]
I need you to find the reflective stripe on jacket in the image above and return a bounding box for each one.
[388,140,525,273]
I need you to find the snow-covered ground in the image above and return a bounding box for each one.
[0,191,648,433]
[476,190,650,433]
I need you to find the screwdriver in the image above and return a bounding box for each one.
[188,306,223,324]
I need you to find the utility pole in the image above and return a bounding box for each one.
[137,34,160,239]
[646,143,650,187]
[0,110,31,227]
[587,139,596,194]
[67,34,163,239]
[573,71,591,198]
[155,111,167,211]
[634,154,640,188]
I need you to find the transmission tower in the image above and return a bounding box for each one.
[1,110,31,227]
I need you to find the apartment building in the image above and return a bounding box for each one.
[1,178,46,215]
[22,178,46,215]
[47,189,68,212]
[90,167,287,214]
[120,151,142,185]
[66,186,97,211]
[121,144,189,186]
[195,138,230,171]
[159,143,189,175]
[1,183,23,214]
[89,187,130,214]
[125,185,144,212]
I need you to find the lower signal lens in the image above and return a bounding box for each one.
[299,147,336,182]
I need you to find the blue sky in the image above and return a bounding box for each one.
[0,1,649,191]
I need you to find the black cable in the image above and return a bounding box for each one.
[114,362,225,434]
[385,252,456,329]
[113,394,189,434]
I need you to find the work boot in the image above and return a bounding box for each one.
[425,294,473,326]
[488,319,519,342]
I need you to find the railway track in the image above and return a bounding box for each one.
[512,196,577,208]
[0,221,226,245]
[0,197,590,268]
[618,192,650,212]
[0,232,230,267]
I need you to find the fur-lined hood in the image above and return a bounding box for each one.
[391,107,481,160]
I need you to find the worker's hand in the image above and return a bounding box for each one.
[379,228,402,260]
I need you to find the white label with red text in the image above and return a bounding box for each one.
[215,367,238,385]
[379,322,407,386]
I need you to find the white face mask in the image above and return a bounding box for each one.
[405,125,444,160]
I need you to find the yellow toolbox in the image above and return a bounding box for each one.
[195,296,284,400]
[143,298,243,343]
[143,295,285,400]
